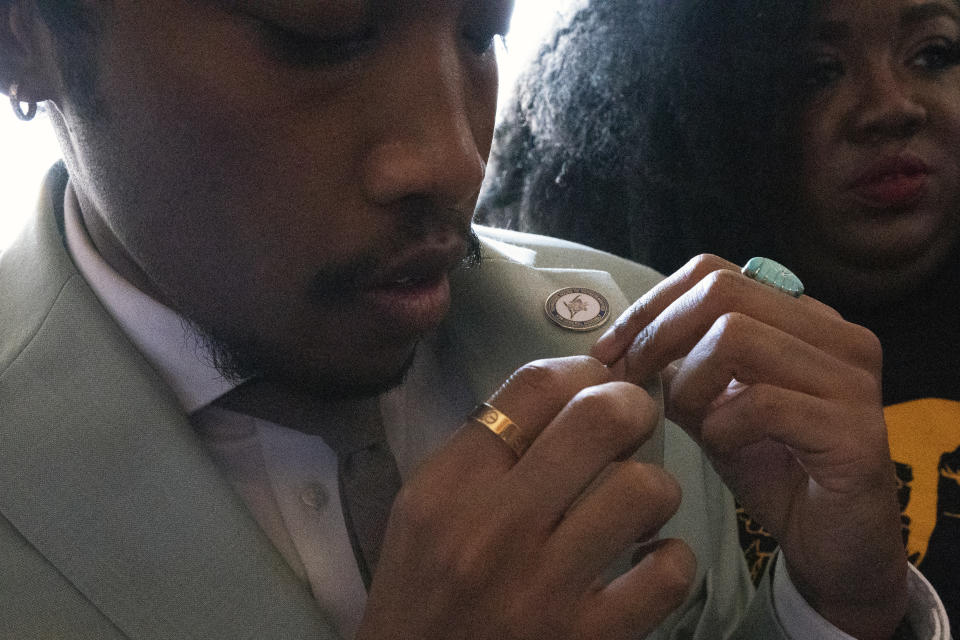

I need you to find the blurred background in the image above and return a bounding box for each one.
[0,0,580,251]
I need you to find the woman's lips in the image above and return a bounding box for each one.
[848,155,930,209]
[850,172,929,208]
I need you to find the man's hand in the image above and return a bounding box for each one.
[592,255,908,640]
[357,356,696,640]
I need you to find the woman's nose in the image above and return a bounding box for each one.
[847,62,927,144]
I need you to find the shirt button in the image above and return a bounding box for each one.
[299,483,328,511]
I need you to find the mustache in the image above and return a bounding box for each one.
[306,204,481,301]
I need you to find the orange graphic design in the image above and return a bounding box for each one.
[736,505,776,585]
[884,398,960,564]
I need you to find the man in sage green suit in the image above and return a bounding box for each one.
[0,165,946,639]
[0,1,945,639]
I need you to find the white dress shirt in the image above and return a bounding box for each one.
[62,182,945,639]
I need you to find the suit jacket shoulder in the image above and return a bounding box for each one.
[475,224,665,303]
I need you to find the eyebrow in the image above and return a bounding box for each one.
[899,2,960,28]
[810,2,960,44]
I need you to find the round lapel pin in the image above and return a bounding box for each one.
[545,287,611,331]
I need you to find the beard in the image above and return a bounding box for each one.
[182,221,482,400]
[186,318,420,399]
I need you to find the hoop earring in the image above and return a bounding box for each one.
[9,83,37,121]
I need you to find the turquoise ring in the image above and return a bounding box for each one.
[741,257,804,298]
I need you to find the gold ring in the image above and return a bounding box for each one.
[469,402,529,458]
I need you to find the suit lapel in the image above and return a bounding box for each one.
[0,167,338,639]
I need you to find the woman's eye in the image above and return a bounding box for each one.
[909,39,960,72]
[261,23,376,67]
[802,55,844,90]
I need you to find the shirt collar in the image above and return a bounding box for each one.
[63,180,237,414]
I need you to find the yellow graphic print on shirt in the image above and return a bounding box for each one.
[885,398,960,564]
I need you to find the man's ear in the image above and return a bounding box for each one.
[0,0,56,101]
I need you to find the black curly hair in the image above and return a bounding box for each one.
[477,0,810,273]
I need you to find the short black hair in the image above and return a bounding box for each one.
[477,0,809,273]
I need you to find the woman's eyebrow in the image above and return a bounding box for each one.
[900,2,960,29]
[810,3,960,45]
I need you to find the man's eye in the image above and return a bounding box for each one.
[261,23,376,67]
[910,39,960,72]
[802,55,844,90]
[463,25,508,56]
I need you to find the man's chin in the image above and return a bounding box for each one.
[186,318,418,400]
[269,352,417,400]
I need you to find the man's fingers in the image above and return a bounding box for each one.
[592,254,874,386]
[447,355,613,471]
[541,461,681,591]
[622,269,866,384]
[508,381,660,521]
[576,538,696,640]
[592,254,739,364]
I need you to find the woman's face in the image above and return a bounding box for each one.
[793,0,960,306]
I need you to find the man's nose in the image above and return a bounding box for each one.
[361,35,491,210]
[847,62,927,144]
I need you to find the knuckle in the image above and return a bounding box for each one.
[698,269,744,312]
[712,311,750,339]
[568,384,645,453]
[444,537,495,588]
[574,354,614,381]
[708,312,751,360]
[503,356,610,400]
[568,383,615,415]
[703,266,742,292]
[851,323,884,372]
[504,360,566,398]
[851,367,882,399]
[686,253,727,276]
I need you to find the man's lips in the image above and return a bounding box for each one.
[367,234,468,290]
[848,155,930,208]
[349,235,468,337]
